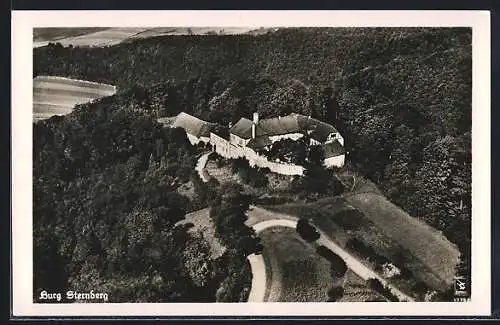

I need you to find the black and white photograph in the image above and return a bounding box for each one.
[12,10,491,316]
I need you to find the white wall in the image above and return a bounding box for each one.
[211,133,237,158]
[325,132,345,146]
[324,154,345,168]
[186,133,200,145]
[310,138,321,146]
[211,132,304,176]
[244,146,305,175]
[269,133,304,143]
[337,135,345,146]
[230,133,251,147]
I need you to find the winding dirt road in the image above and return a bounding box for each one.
[246,217,414,302]
[195,152,211,182]
[194,154,414,302]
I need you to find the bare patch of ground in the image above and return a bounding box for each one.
[177,208,226,260]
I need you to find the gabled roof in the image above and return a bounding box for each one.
[229,118,254,139]
[229,113,341,143]
[158,112,215,138]
[157,116,178,126]
[295,114,339,143]
[257,115,301,136]
[322,140,345,158]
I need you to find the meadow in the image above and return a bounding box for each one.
[267,195,459,297]
[33,76,116,121]
[345,192,460,286]
[259,226,334,302]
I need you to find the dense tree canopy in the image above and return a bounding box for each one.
[34,27,472,299]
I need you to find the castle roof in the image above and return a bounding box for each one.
[158,112,215,138]
[229,117,254,139]
[257,114,302,136]
[230,113,339,143]
[295,114,339,143]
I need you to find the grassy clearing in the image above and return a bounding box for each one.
[33,103,73,116]
[345,193,460,286]
[264,198,353,247]
[259,226,334,302]
[334,162,383,195]
[34,76,116,92]
[266,199,452,297]
[246,206,297,228]
[178,208,226,260]
[347,225,448,294]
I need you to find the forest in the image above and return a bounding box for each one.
[33,27,472,299]
[33,96,258,302]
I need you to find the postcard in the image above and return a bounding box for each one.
[11,10,491,317]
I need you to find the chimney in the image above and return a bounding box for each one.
[251,112,259,139]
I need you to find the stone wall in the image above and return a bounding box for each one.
[210,133,305,176]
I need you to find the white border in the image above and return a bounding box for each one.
[12,10,491,317]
